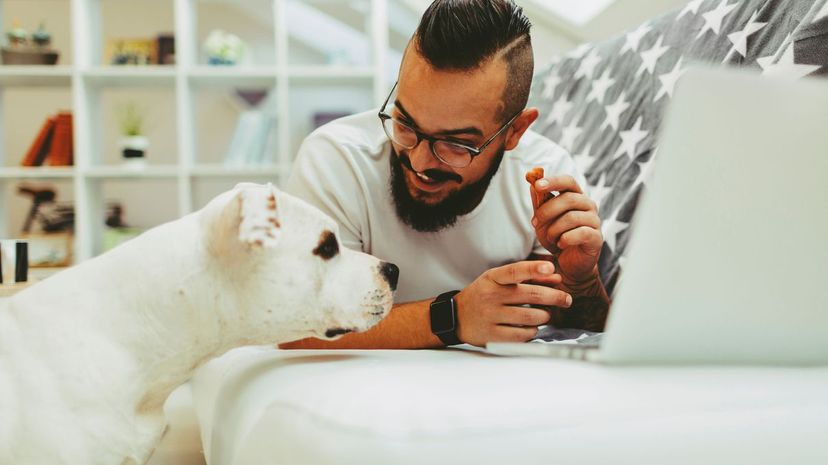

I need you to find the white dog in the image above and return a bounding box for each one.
[0,183,398,465]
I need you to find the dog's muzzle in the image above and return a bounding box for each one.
[379,262,399,291]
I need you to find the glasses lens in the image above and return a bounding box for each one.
[382,117,418,148]
[433,141,473,168]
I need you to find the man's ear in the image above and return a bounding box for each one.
[504,107,539,151]
[206,183,282,257]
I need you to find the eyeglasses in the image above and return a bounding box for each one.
[378,82,522,168]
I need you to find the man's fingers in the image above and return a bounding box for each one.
[498,306,552,327]
[558,226,603,252]
[491,325,539,343]
[510,283,572,308]
[533,192,596,226]
[487,261,556,286]
[534,175,583,196]
[541,211,601,247]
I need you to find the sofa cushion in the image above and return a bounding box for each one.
[529,0,827,295]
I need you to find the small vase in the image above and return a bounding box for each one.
[120,135,149,169]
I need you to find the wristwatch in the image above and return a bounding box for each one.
[430,290,462,346]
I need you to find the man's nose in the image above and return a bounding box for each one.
[408,141,442,173]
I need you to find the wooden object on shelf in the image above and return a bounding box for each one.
[20,113,74,167]
[47,112,74,167]
[23,233,73,268]
[21,116,57,167]
[1,47,59,65]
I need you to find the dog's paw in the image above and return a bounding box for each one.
[238,184,282,249]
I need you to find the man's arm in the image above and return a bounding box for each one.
[281,260,572,350]
[280,300,442,350]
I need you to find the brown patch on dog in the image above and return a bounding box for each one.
[267,194,277,211]
[313,230,339,260]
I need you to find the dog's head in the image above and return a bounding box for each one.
[201,183,397,343]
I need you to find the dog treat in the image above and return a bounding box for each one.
[525,167,556,210]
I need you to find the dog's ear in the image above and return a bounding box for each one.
[207,183,282,256]
[236,182,282,248]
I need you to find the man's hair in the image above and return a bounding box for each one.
[414,0,534,122]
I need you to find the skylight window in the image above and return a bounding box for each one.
[527,0,616,25]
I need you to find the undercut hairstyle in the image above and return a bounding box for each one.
[414,0,534,122]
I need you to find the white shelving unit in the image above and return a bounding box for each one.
[0,0,396,262]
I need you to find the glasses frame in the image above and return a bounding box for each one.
[377,81,522,168]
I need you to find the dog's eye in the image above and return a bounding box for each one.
[313,231,339,260]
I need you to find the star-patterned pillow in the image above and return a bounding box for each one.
[530,0,828,296]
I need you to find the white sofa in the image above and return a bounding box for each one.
[192,346,828,465]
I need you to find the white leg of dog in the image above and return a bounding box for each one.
[0,183,397,465]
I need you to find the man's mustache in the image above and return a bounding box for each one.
[397,152,463,184]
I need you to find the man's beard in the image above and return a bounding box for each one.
[388,146,505,233]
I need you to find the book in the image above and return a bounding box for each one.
[21,116,57,167]
[223,110,275,167]
[47,112,74,166]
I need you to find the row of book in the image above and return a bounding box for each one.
[21,112,74,167]
[223,110,276,167]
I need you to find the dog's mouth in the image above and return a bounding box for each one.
[325,328,355,338]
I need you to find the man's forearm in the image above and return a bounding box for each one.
[279,299,444,349]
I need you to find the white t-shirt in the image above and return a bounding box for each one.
[285,110,584,303]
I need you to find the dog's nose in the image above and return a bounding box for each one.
[379,262,399,291]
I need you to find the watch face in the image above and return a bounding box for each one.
[430,300,456,333]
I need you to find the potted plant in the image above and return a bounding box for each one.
[117,103,149,168]
[204,29,246,66]
[1,21,60,65]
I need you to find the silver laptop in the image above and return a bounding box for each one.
[488,67,828,365]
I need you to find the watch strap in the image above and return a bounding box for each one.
[430,290,462,346]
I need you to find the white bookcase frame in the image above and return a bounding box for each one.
[0,0,391,262]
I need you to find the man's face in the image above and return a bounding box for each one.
[388,45,511,231]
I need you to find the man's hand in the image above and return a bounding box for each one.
[529,174,603,284]
[454,261,572,347]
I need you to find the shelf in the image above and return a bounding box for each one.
[83,66,177,87]
[84,165,181,179]
[0,66,73,87]
[0,167,76,179]
[190,164,283,177]
[0,0,389,262]
[187,66,279,88]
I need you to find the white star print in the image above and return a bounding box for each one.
[575,50,602,80]
[697,0,738,39]
[727,10,767,57]
[613,116,649,160]
[602,91,631,132]
[588,172,614,214]
[558,122,583,152]
[677,0,706,21]
[602,217,630,252]
[567,43,592,59]
[636,36,670,76]
[654,57,686,102]
[620,23,652,55]
[574,143,595,176]
[762,41,822,79]
[586,69,616,105]
[545,98,574,126]
[541,73,562,99]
